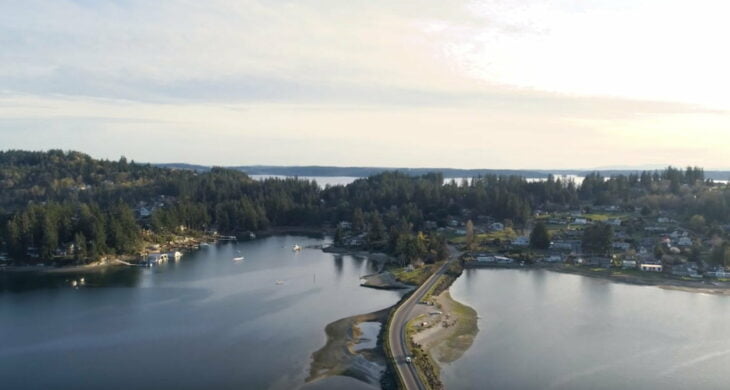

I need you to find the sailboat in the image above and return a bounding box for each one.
[292,244,302,252]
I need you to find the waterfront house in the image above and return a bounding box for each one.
[338,221,352,230]
[584,257,611,268]
[543,255,563,263]
[476,255,514,264]
[489,222,505,231]
[346,235,366,247]
[705,266,730,279]
[672,263,701,278]
[495,256,515,264]
[639,262,663,272]
[621,259,637,269]
[146,253,169,265]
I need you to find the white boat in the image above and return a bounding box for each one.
[292,244,302,252]
[233,256,245,261]
[275,280,285,285]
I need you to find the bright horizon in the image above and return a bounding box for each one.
[2,1,730,169]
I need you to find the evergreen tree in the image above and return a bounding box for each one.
[529,222,551,250]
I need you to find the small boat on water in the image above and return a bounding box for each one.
[275,280,285,285]
[233,250,245,261]
[292,244,302,252]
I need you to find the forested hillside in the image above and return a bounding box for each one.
[0,150,728,265]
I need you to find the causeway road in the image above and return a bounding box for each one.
[388,247,459,390]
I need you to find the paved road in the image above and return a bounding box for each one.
[388,247,459,390]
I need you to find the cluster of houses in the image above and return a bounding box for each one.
[142,244,183,266]
[464,209,730,280]
[135,196,173,221]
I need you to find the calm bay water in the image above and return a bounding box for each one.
[0,236,402,390]
[443,269,730,390]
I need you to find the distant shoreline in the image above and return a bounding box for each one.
[154,163,730,181]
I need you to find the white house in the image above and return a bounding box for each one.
[574,218,588,225]
[622,259,637,269]
[476,255,514,264]
[640,263,663,272]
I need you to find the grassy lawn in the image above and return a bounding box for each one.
[453,228,518,243]
[390,262,440,285]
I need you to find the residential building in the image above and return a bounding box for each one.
[640,263,663,272]
[672,263,701,278]
[512,236,530,247]
[621,259,637,269]
[612,242,631,252]
[705,266,730,279]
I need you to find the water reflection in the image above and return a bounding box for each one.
[0,235,405,390]
[444,269,730,390]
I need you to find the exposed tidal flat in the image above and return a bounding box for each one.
[0,235,405,390]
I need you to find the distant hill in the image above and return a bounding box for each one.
[154,163,211,172]
[152,164,730,181]
[231,166,551,179]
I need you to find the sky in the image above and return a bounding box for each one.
[1,0,730,169]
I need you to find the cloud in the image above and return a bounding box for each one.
[1,0,729,168]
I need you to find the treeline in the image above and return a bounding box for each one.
[579,167,730,224]
[4,202,140,261]
[1,150,729,264]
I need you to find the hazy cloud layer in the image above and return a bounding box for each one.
[1,0,729,168]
